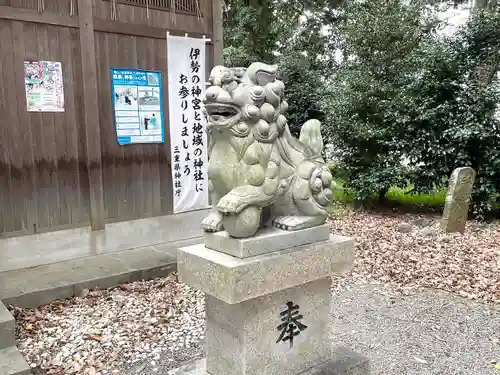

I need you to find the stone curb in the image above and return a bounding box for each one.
[1,262,178,309]
[0,303,31,375]
[0,237,202,309]
[0,344,31,375]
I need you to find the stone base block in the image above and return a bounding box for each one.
[203,224,330,258]
[0,302,15,350]
[206,278,332,375]
[177,234,354,304]
[165,347,370,375]
[0,346,32,375]
[306,347,370,375]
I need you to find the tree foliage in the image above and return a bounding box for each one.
[222,0,500,217]
[325,0,438,201]
[326,1,500,216]
[222,0,334,134]
[401,8,500,217]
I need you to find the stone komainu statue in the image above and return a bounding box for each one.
[201,62,333,238]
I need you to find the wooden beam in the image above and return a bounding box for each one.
[0,6,78,28]
[211,0,224,65]
[0,6,213,43]
[101,0,201,15]
[93,17,213,42]
[78,0,105,230]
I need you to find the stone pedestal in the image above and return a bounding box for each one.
[176,228,370,375]
[166,347,369,375]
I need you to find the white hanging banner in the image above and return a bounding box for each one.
[167,35,210,213]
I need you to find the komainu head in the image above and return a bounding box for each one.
[202,62,290,143]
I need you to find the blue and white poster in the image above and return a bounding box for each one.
[111,68,164,145]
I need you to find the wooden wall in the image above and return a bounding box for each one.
[93,0,212,30]
[96,32,173,222]
[0,19,88,234]
[0,0,222,236]
[0,0,77,15]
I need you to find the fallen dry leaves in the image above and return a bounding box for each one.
[330,210,500,303]
[10,274,205,374]
[9,210,499,375]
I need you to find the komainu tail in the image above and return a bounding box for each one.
[299,119,324,158]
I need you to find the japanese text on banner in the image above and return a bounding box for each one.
[167,35,209,214]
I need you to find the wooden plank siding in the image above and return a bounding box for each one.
[0,19,89,235]
[0,0,219,236]
[0,0,78,16]
[92,0,212,31]
[95,31,175,222]
[78,0,105,230]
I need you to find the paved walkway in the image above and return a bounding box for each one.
[0,209,207,273]
[0,210,207,308]
[331,282,500,375]
[0,237,200,308]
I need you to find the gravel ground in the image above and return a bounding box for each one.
[331,280,500,375]
[120,343,204,375]
[10,210,500,374]
[11,277,500,375]
[120,280,500,375]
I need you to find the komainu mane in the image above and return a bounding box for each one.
[201,62,333,238]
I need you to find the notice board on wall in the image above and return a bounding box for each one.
[111,68,164,145]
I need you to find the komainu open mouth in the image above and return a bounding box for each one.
[204,103,240,125]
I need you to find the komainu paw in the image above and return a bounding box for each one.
[202,211,224,232]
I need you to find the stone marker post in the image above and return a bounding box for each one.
[172,62,370,375]
[441,167,476,234]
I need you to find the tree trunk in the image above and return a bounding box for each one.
[378,187,389,202]
[472,0,496,15]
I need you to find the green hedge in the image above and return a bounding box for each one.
[328,164,446,208]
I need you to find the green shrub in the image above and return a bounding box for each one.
[325,3,500,219]
[324,0,434,204]
[328,163,348,182]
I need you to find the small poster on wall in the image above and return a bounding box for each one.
[24,60,65,112]
[111,68,165,145]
